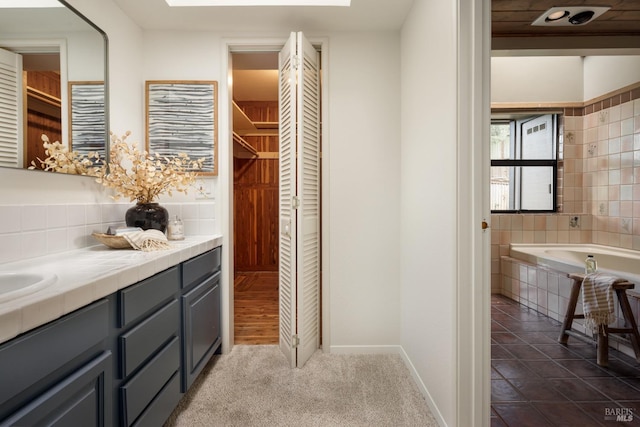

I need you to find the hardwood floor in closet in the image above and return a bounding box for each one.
[234,271,279,344]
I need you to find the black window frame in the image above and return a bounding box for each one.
[490,113,560,214]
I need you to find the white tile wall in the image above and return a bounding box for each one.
[0,201,216,264]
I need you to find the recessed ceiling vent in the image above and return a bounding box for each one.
[532,6,610,26]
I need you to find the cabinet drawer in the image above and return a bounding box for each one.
[2,351,112,427]
[182,271,221,391]
[119,266,179,328]
[0,299,109,409]
[120,337,180,426]
[119,299,179,378]
[131,371,181,427]
[181,247,220,290]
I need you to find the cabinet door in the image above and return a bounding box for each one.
[181,271,221,391]
[1,351,112,427]
[0,299,109,420]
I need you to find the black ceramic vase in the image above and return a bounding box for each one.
[125,203,169,232]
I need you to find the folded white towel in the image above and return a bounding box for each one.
[582,272,624,333]
[122,229,170,252]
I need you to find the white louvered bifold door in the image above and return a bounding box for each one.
[0,48,23,168]
[278,32,298,368]
[294,31,320,369]
[278,32,321,368]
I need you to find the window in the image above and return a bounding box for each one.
[491,113,559,212]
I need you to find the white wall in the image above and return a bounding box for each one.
[492,55,640,103]
[491,56,584,103]
[583,55,640,100]
[400,0,457,424]
[67,31,104,81]
[326,32,402,348]
[138,29,403,348]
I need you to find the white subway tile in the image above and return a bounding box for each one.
[181,204,199,220]
[66,204,86,227]
[46,228,68,254]
[20,231,47,259]
[0,206,21,233]
[0,234,22,263]
[21,205,47,232]
[46,205,68,229]
[85,203,102,225]
[198,202,215,219]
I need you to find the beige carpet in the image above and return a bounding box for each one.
[165,345,438,427]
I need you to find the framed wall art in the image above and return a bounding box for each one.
[68,81,106,158]
[145,80,218,175]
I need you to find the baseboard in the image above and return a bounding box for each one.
[329,345,447,426]
[328,345,402,354]
[398,347,448,427]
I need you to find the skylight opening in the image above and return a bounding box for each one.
[0,0,63,7]
[165,0,350,6]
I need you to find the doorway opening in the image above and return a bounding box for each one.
[232,51,281,345]
[228,35,323,368]
[230,40,324,364]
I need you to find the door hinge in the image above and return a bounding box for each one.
[292,196,300,209]
[293,55,301,70]
[292,334,300,348]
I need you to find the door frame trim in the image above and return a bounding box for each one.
[456,0,492,424]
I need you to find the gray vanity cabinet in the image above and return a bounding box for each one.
[0,299,112,427]
[181,247,222,391]
[0,246,222,427]
[115,266,182,427]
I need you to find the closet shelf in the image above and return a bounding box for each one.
[233,101,279,158]
[26,86,61,118]
[233,102,279,136]
[233,132,258,159]
[27,86,61,107]
[233,101,257,135]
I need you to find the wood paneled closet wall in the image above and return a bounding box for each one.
[234,100,280,344]
[233,100,279,272]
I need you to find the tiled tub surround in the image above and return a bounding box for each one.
[0,234,222,345]
[500,254,640,359]
[491,213,593,292]
[491,86,640,293]
[0,201,216,265]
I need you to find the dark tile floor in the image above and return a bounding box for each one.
[491,294,640,426]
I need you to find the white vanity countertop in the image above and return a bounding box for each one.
[0,234,223,345]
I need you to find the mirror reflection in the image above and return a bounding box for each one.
[0,0,108,175]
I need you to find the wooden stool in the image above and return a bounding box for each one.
[558,273,640,367]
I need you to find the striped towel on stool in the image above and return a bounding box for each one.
[581,272,625,334]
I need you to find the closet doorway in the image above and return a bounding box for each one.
[230,35,322,368]
[232,51,281,344]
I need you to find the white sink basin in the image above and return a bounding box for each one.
[0,272,57,303]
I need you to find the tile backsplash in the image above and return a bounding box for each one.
[491,83,640,293]
[0,201,216,264]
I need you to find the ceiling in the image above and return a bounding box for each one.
[110,0,413,32]
[492,0,640,51]
[111,0,640,50]
[111,0,640,101]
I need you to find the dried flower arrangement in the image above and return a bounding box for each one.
[94,131,204,204]
[29,134,100,175]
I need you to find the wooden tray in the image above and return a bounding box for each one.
[91,233,132,249]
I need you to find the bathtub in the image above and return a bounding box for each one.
[509,243,640,288]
